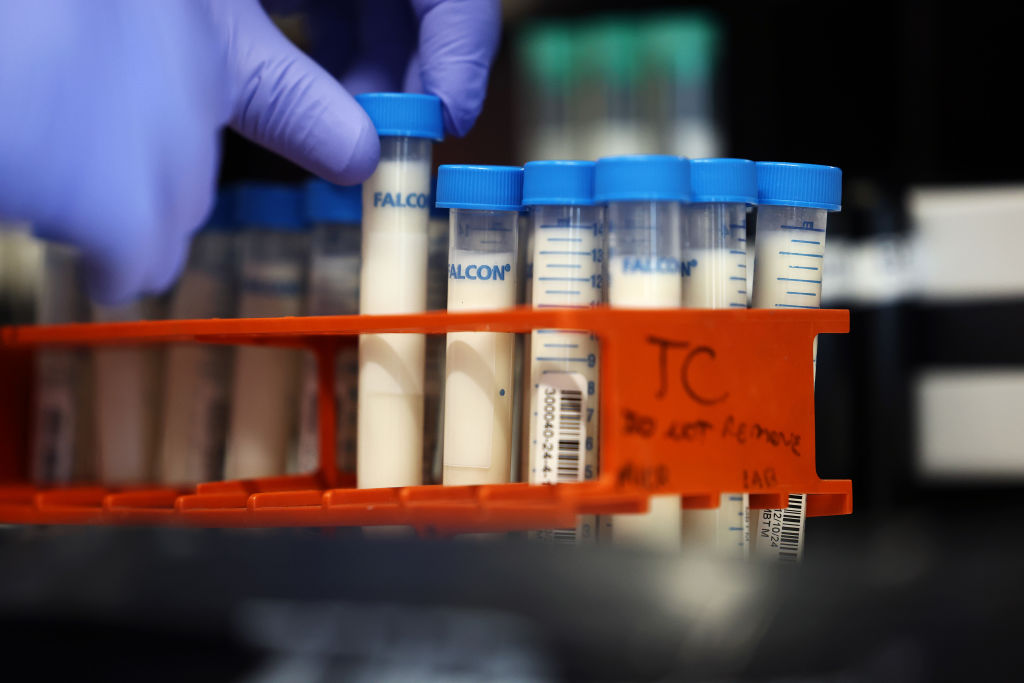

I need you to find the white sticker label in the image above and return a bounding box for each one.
[533,372,586,485]
[753,494,806,562]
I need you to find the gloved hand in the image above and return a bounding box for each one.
[0,0,500,304]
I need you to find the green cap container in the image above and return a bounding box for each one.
[576,16,643,87]
[643,12,720,83]
[518,21,574,90]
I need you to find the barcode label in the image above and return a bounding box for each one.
[754,494,806,562]
[535,373,586,485]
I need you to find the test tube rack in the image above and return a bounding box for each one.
[0,308,850,533]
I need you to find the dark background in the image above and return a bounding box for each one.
[223,0,1024,188]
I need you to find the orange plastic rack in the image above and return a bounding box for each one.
[0,307,850,534]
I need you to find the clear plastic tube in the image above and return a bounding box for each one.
[424,208,449,484]
[92,299,162,485]
[442,208,519,485]
[357,136,433,489]
[296,221,361,475]
[0,224,42,325]
[605,200,683,548]
[751,204,829,562]
[223,229,308,480]
[527,204,603,543]
[752,205,828,311]
[158,230,238,485]
[680,202,750,557]
[31,243,92,484]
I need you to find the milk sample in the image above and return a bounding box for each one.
[0,226,42,324]
[681,494,750,559]
[680,247,748,309]
[159,266,235,484]
[442,250,517,486]
[31,243,91,484]
[224,260,305,480]
[92,301,162,485]
[608,257,682,308]
[669,118,721,160]
[583,120,658,161]
[606,254,683,547]
[751,204,829,562]
[296,247,360,475]
[357,157,432,489]
[527,207,602,542]
[680,213,750,554]
[752,218,826,310]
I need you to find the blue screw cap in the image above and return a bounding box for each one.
[355,92,444,141]
[436,165,523,212]
[594,155,691,203]
[522,160,596,206]
[689,158,757,205]
[304,179,361,225]
[203,187,237,231]
[429,176,449,219]
[234,182,306,231]
[756,162,842,211]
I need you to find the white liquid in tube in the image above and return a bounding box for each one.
[92,301,162,485]
[604,201,683,548]
[357,155,432,489]
[606,260,682,548]
[1,226,42,324]
[751,205,828,562]
[442,248,517,485]
[296,241,360,475]
[224,258,305,480]
[583,120,658,161]
[31,244,92,484]
[680,205,750,558]
[527,206,602,543]
[668,118,721,161]
[159,244,236,485]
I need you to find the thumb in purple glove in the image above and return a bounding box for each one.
[329,0,502,138]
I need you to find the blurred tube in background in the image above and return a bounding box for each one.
[295,180,361,476]
[516,21,577,163]
[31,243,93,484]
[223,184,309,480]
[642,13,722,159]
[157,191,239,485]
[576,18,657,160]
[0,221,42,325]
[92,298,164,486]
[515,12,723,163]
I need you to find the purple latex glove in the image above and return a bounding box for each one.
[324,0,501,136]
[0,0,500,304]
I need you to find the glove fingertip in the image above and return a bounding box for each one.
[314,106,380,185]
[83,258,140,308]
